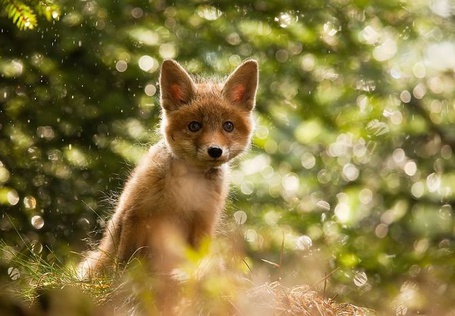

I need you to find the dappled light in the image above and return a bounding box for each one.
[1,0,455,314]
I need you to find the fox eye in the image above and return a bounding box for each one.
[188,121,202,132]
[223,121,234,132]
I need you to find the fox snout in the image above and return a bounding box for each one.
[207,146,223,159]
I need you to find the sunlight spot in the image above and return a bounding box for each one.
[197,5,222,20]
[255,125,269,139]
[31,241,43,254]
[366,119,389,136]
[411,182,425,198]
[396,278,426,315]
[8,267,20,280]
[441,145,452,159]
[241,154,271,175]
[412,62,426,78]
[317,169,331,184]
[392,148,406,164]
[400,90,411,103]
[301,152,316,169]
[131,7,144,18]
[245,229,257,242]
[356,95,369,111]
[390,68,401,79]
[300,54,316,71]
[328,142,345,157]
[373,36,397,61]
[295,235,312,250]
[125,119,147,139]
[426,173,441,192]
[37,126,55,140]
[264,211,280,226]
[294,120,322,144]
[335,202,350,223]
[384,110,403,125]
[438,204,452,220]
[234,210,247,225]
[414,239,429,255]
[413,83,426,99]
[316,200,331,211]
[361,25,380,44]
[48,149,62,161]
[115,60,128,72]
[353,142,367,158]
[65,147,89,168]
[159,43,176,59]
[24,196,37,209]
[226,32,241,45]
[260,167,275,183]
[428,77,443,94]
[356,79,376,92]
[240,181,254,195]
[7,189,19,205]
[426,42,455,72]
[275,12,292,28]
[404,161,417,176]
[381,201,408,224]
[282,173,299,194]
[130,29,159,46]
[375,223,388,238]
[275,49,289,63]
[342,164,359,182]
[323,21,340,36]
[353,271,368,287]
[264,139,278,154]
[144,84,157,96]
[430,0,452,18]
[3,60,23,77]
[31,215,44,229]
[359,188,373,205]
[95,19,105,30]
[0,163,10,183]
[138,55,159,72]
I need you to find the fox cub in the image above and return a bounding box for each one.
[79,59,258,278]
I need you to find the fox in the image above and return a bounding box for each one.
[78,59,258,281]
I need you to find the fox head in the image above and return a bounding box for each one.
[159,59,258,169]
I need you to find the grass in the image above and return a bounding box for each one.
[0,239,376,315]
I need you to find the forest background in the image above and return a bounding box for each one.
[1,0,455,314]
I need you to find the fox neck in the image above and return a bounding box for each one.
[162,143,227,174]
[176,157,227,175]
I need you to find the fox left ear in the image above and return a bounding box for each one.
[222,60,258,111]
[160,60,196,111]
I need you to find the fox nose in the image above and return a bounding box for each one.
[208,146,223,159]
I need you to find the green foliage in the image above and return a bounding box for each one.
[1,0,455,313]
[1,0,60,30]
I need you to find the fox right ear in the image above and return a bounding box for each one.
[160,60,196,111]
[222,60,258,111]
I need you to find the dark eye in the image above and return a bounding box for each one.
[223,121,234,132]
[188,121,202,132]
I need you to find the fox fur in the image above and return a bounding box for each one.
[79,59,258,280]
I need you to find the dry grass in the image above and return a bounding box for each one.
[1,240,375,316]
[247,282,375,316]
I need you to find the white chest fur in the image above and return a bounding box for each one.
[166,163,227,214]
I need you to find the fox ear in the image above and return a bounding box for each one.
[160,60,196,111]
[222,60,258,111]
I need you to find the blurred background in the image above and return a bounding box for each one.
[1,0,455,314]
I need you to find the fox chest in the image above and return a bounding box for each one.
[164,167,228,214]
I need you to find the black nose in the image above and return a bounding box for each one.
[208,146,223,159]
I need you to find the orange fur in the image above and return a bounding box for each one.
[79,59,258,281]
